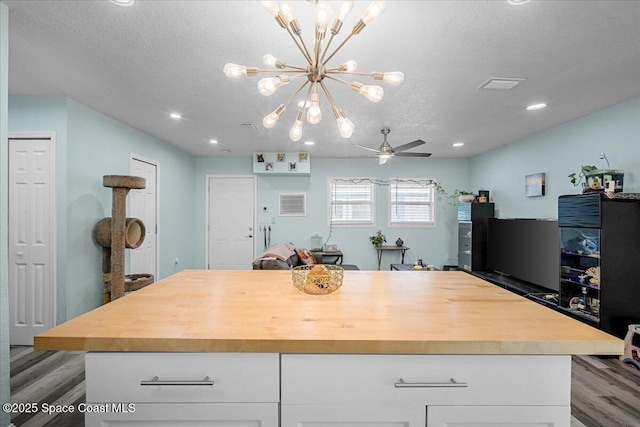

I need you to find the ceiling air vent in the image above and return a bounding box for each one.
[240,122,257,130]
[478,78,526,90]
[279,193,306,216]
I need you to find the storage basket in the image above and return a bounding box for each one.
[292,265,344,295]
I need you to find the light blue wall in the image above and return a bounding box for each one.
[195,156,471,270]
[1,4,10,425]
[8,96,198,321]
[470,96,640,219]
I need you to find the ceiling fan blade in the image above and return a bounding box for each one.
[379,156,389,165]
[394,152,432,158]
[393,139,426,153]
[354,144,381,153]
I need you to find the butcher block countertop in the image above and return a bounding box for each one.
[35,270,622,355]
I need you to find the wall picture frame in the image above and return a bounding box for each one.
[525,173,545,197]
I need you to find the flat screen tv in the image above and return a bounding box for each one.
[487,218,560,292]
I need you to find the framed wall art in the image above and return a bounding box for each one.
[525,173,545,197]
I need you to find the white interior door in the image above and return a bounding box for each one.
[9,135,56,345]
[207,176,255,270]
[129,156,158,280]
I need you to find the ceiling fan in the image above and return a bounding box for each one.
[355,128,432,165]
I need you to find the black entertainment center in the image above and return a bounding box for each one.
[465,193,640,339]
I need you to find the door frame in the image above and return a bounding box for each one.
[129,153,160,281]
[205,175,257,269]
[8,131,58,335]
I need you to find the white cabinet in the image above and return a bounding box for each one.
[85,353,279,427]
[427,405,570,426]
[85,403,278,426]
[281,354,571,427]
[282,404,424,426]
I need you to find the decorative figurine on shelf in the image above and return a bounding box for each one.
[395,238,404,247]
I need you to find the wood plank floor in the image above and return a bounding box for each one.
[9,346,640,426]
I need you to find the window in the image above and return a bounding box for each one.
[328,178,375,226]
[388,179,436,227]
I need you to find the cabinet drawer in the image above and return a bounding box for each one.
[86,353,279,403]
[281,354,570,406]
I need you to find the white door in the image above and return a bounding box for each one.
[9,135,56,345]
[129,157,157,280]
[207,176,255,270]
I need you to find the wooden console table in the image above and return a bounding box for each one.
[375,245,409,270]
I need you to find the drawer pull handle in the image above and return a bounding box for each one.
[140,376,214,386]
[394,377,468,388]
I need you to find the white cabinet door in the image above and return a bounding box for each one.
[427,405,570,427]
[281,404,425,427]
[85,402,278,427]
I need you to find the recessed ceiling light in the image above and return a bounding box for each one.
[507,0,531,5]
[209,139,218,144]
[452,142,464,147]
[304,141,315,146]
[222,149,231,153]
[169,113,182,119]
[526,103,547,111]
[109,0,134,6]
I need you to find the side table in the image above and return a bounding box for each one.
[310,250,343,265]
[375,246,409,270]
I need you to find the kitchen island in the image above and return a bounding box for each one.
[35,270,622,426]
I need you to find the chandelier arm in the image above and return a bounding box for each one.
[280,64,308,71]
[284,26,312,64]
[318,81,339,110]
[300,82,315,114]
[324,74,352,87]
[297,33,314,66]
[319,33,335,65]
[259,69,310,74]
[283,80,312,108]
[326,71,371,77]
[322,32,355,66]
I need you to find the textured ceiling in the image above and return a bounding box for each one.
[4,0,640,159]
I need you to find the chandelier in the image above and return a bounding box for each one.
[223,0,403,141]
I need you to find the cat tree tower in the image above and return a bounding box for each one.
[94,175,153,302]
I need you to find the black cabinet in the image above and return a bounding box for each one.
[558,193,640,338]
[457,203,495,272]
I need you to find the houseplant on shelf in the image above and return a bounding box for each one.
[369,230,386,247]
[435,184,476,205]
[568,165,597,190]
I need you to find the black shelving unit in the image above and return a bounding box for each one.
[558,193,640,338]
[457,202,494,272]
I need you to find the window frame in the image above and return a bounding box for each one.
[327,177,376,227]
[387,178,436,228]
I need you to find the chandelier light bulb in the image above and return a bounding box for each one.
[258,0,280,17]
[315,1,333,33]
[353,82,384,102]
[262,104,286,128]
[279,1,296,25]
[336,0,354,21]
[223,63,247,78]
[361,0,386,25]
[307,93,322,124]
[382,71,404,86]
[257,75,290,96]
[263,54,278,67]
[289,120,304,141]
[340,60,358,72]
[336,115,355,138]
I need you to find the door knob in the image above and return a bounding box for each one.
[245,234,253,238]
[17,252,24,257]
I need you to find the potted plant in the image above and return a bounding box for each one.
[369,230,386,247]
[568,165,597,189]
[451,189,476,203]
